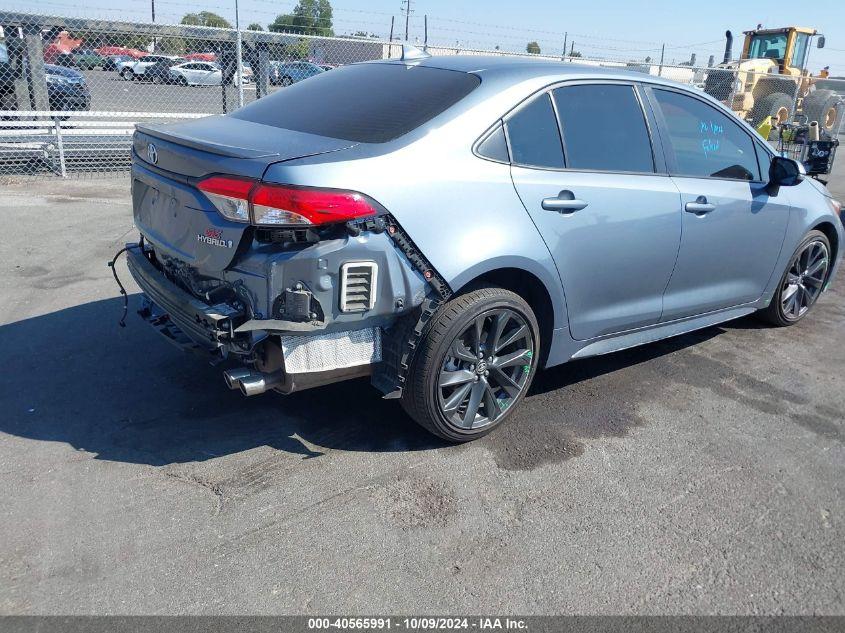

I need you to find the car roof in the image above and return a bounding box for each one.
[370,54,688,89]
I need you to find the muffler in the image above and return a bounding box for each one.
[223,368,254,390]
[238,371,284,397]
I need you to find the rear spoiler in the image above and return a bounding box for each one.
[136,119,281,160]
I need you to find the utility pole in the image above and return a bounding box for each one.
[388,16,394,58]
[151,0,155,22]
[401,0,413,41]
[658,43,665,76]
[423,14,428,51]
[562,32,567,61]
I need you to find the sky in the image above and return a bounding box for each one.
[10,0,845,72]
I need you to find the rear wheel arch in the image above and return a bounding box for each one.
[452,267,556,369]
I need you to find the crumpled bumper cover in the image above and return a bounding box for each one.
[126,244,250,356]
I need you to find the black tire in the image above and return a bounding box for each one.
[120,69,134,81]
[281,75,293,86]
[750,91,793,126]
[178,76,189,86]
[758,230,831,326]
[401,287,540,442]
[802,89,844,134]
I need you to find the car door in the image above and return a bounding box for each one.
[646,86,790,320]
[210,65,223,85]
[195,63,210,85]
[200,63,218,85]
[508,82,682,341]
[187,63,203,84]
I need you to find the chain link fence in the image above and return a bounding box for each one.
[1,10,843,179]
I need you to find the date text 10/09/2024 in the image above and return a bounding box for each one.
[307,617,529,630]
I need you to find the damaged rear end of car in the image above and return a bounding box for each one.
[123,62,473,398]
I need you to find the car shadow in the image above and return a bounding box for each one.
[0,295,443,466]
[528,326,722,396]
[0,295,733,467]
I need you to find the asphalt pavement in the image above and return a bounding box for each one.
[0,165,843,614]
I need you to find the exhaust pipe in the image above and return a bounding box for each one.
[223,367,254,390]
[238,371,283,397]
[723,30,733,64]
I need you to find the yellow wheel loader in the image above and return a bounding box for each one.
[703,27,843,135]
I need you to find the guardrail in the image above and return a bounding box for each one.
[0,111,210,177]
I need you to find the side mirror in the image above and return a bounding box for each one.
[767,155,804,195]
[817,35,826,49]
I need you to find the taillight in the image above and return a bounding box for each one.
[196,176,253,223]
[196,175,379,227]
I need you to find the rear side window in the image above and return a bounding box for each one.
[652,89,760,181]
[552,84,654,173]
[230,63,480,143]
[505,93,564,169]
[476,121,509,162]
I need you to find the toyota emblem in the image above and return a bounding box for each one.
[147,143,158,165]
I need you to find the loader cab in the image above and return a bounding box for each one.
[742,27,817,74]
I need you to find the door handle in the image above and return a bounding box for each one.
[685,196,715,215]
[541,190,588,213]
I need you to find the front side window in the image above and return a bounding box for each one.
[747,33,788,61]
[652,89,760,181]
[505,93,564,169]
[552,84,654,173]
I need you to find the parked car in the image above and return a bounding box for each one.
[169,61,222,86]
[119,55,183,80]
[167,62,252,86]
[102,54,133,72]
[73,49,104,70]
[54,49,103,70]
[95,46,148,60]
[0,44,90,112]
[234,63,253,85]
[142,60,180,84]
[123,56,843,442]
[269,60,324,85]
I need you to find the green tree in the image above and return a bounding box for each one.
[70,30,150,51]
[248,23,264,31]
[181,11,232,28]
[156,37,187,55]
[269,0,334,36]
[526,41,540,54]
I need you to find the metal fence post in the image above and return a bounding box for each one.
[53,117,67,178]
[236,29,244,108]
[727,68,739,112]
[790,79,802,125]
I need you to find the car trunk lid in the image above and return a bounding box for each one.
[132,116,356,272]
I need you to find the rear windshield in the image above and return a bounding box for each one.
[230,63,481,143]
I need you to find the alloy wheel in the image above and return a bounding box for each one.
[437,308,534,431]
[781,240,829,320]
